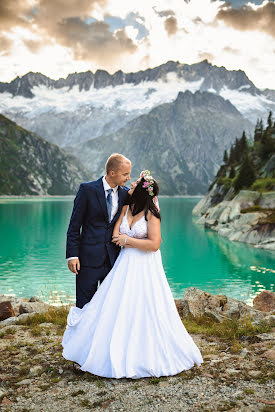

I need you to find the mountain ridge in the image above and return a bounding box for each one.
[0,59,264,98]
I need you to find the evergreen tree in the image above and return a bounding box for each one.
[229,166,235,179]
[259,118,263,133]
[229,143,236,163]
[254,119,263,142]
[259,129,275,160]
[223,149,228,163]
[240,131,248,153]
[233,153,256,191]
[234,137,242,162]
[267,111,273,129]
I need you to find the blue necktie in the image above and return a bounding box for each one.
[106,189,113,222]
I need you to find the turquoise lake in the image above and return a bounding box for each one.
[0,197,274,306]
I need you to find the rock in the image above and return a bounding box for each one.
[0,316,19,325]
[252,314,275,326]
[233,390,243,398]
[180,287,267,323]
[0,312,36,325]
[192,189,275,251]
[206,201,231,221]
[258,192,275,208]
[255,332,275,341]
[240,348,248,357]
[253,290,275,313]
[203,354,220,360]
[29,366,43,376]
[0,388,6,397]
[19,301,51,314]
[259,349,275,360]
[15,379,33,386]
[39,322,53,327]
[0,301,15,321]
[225,368,241,375]
[175,300,189,318]
[29,296,44,303]
[205,219,218,228]
[1,397,13,405]
[258,399,275,406]
[248,370,262,378]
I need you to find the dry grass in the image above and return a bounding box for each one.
[182,313,272,341]
[14,305,70,335]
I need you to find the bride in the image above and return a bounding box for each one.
[62,170,204,379]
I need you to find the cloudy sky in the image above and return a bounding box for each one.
[0,0,274,89]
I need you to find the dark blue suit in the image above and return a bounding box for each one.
[66,177,130,308]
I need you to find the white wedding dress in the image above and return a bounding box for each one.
[62,206,204,379]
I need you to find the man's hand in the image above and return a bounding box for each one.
[68,258,80,275]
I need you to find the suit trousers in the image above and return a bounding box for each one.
[76,255,112,309]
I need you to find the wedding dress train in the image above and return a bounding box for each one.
[62,206,203,379]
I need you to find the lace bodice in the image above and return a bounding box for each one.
[119,206,148,239]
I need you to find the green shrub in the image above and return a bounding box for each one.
[251,178,275,192]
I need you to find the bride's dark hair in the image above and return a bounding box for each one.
[128,177,161,221]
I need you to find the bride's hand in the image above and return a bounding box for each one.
[112,233,129,247]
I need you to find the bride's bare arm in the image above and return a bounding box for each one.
[112,205,128,238]
[113,212,161,252]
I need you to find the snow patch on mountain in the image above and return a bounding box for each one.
[0,76,204,118]
[220,87,275,122]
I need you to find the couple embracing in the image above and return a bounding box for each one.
[62,153,203,379]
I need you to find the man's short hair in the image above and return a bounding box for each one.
[105,153,131,174]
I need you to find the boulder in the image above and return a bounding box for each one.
[192,185,216,216]
[259,349,275,360]
[205,201,231,221]
[0,312,37,325]
[19,301,51,314]
[0,301,15,321]
[176,287,268,323]
[253,290,275,313]
[0,295,29,316]
[258,191,275,209]
[29,296,44,303]
[229,190,260,220]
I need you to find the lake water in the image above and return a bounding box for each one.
[0,197,274,306]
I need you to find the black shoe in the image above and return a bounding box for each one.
[72,362,85,375]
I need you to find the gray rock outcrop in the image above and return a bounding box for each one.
[192,188,275,250]
[175,287,275,324]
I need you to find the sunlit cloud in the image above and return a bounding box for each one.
[0,0,274,89]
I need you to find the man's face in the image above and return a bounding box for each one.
[111,162,131,186]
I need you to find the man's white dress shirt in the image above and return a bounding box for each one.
[67,176,119,261]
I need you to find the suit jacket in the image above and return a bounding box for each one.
[66,177,130,268]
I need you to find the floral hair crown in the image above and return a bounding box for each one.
[139,170,155,196]
[138,170,160,211]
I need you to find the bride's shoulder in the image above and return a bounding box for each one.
[147,210,160,222]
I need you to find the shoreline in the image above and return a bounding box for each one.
[0,194,204,199]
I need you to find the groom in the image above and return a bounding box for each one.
[66,153,131,310]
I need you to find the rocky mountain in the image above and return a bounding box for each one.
[0,59,260,98]
[74,90,253,195]
[192,113,275,250]
[0,114,91,195]
[262,88,275,103]
[0,60,274,149]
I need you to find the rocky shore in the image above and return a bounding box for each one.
[0,288,274,411]
[192,188,275,251]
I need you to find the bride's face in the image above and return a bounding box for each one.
[128,179,139,195]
